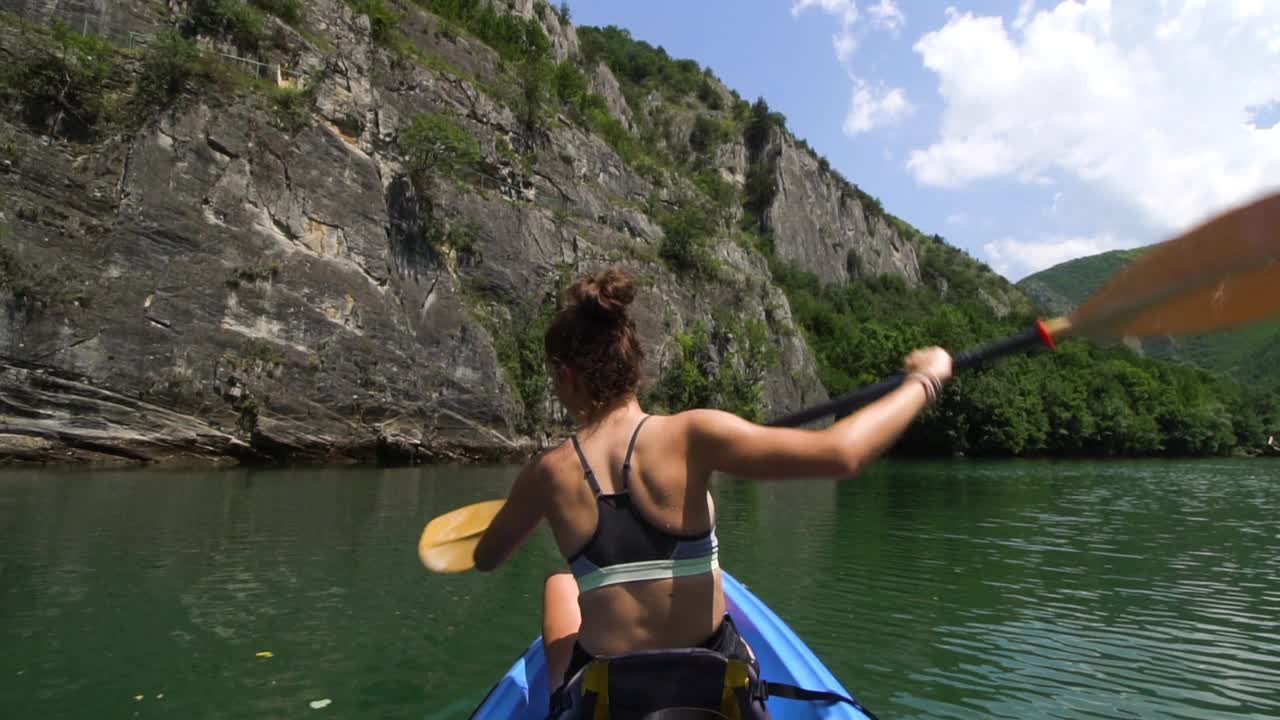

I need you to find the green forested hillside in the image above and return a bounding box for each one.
[1017,249,1146,315]
[1018,249,1280,385]
[775,263,1279,457]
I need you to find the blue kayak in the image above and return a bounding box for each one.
[470,571,874,719]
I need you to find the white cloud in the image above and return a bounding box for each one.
[792,0,860,61]
[844,78,915,134]
[1013,0,1037,30]
[791,0,858,25]
[867,0,905,34]
[908,0,1280,231]
[791,0,906,62]
[1045,191,1063,216]
[984,233,1141,281]
[832,30,857,62]
[793,0,913,135]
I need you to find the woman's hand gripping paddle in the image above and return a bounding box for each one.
[418,190,1280,572]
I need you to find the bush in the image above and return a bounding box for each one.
[132,32,208,120]
[658,205,718,279]
[646,316,778,420]
[516,58,554,132]
[742,97,777,154]
[345,0,400,44]
[579,25,702,100]
[399,112,484,179]
[693,170,737,214]
[586,107,639,162]
[742,154,778,229]
[250,0,303,25]
[0,237,93,310]
[417,0,551,64]
[688,114,733,156]
[4,20,119,140]
[185,0,268,51]
[428,218,480,255]
[268,84,312,133]
[482,292,556,433]
[648,324,714,412]
[555,62,611,126]
[697,75,723,110]
[226,260,281,288]
[0,235,29,300]
[0,131,21,165]
[710,315,777,421]
[554,62,589,109]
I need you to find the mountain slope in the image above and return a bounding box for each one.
[1017,248,1146,316]
[1018,249,1280,384]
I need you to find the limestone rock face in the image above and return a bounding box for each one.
[1,0,169,42]
[495,0,580,63]
[0,0,829,464]
[588,62,634,132]
[766,133,920,286]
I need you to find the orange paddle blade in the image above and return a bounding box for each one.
[417,499,505,573]
[1072,191,1280,338]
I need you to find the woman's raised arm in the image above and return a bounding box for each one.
[687,347,952,479]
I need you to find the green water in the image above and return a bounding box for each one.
[1,461,1278,719]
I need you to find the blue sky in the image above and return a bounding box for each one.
[568,0,1280,281]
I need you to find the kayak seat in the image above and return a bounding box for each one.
[549,647,768,720]
[548,646,876,720]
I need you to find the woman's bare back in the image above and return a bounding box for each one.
[538,411,725,655]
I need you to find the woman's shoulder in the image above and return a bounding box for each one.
[639,408,729,428]
[657,408,745,437]
[525,438,584,488]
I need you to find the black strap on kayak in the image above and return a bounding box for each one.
[757,680,881,720]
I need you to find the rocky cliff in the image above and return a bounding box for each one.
[0,0,1028,465]
[767,132,920,285]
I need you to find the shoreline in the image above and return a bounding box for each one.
[0,433,539,468]
[2,429,1267,468]
[4,356,1271,468]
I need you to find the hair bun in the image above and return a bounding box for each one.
[571,269,635,322]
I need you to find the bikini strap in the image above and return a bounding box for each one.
[619,415,652,491]
[570,434,603,496]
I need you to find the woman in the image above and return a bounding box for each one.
[473,268,951,715]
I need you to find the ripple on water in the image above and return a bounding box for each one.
[753,461,1280,720]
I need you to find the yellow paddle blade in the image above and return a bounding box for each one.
[417,499,505,573]
[420,535,487,574]
[1072,191,1280,339]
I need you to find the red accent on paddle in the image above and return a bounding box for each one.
[1036,319,1056,350]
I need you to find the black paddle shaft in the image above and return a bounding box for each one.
[765,324,1052,428]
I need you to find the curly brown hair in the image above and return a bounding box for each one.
[544,268,644,412]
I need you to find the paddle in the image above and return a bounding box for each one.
[771,190,1280,426]
[418,499,505,574]
[419,190,1280,573]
